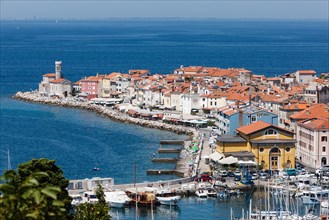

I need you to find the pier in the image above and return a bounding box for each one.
[158,148,181,153]
[159,140,184,145]
[152,158,178,163]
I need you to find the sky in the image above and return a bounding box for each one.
[1,0,328,20]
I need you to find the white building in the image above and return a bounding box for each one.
[296,118,329,169]
[295,70,316,84]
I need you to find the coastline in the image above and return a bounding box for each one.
[13,91,196,137]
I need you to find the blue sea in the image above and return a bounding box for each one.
[0,19,328,219]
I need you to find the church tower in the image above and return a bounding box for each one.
[55,61,62,79]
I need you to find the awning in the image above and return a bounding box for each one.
[218,156,238,165]
[209,152,224,162]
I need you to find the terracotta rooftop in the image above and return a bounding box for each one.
[298,118,329,130]
[236,121,271,135]
[290,104,329,120]
[49,78,65,83]
[297,70,316,75]
[43,73,56,77]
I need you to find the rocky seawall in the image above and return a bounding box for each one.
[13,92,196,136]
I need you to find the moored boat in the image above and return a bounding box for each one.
[125,187,158,207]
[155,188,181,206]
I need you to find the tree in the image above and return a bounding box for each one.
[73,185,110,220]
[0,170,66,220]
[15,158,72,215]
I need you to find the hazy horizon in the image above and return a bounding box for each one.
[1,1,328,20]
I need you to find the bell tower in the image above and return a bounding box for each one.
[55,61,62,79]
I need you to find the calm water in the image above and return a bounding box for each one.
[1,19,328,219]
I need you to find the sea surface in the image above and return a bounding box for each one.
[0,19,328,219]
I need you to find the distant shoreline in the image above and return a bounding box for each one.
[13,91,196,137]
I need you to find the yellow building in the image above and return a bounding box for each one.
[216,121,296,170]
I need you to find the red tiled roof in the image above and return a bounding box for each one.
[290,104,329,120]
[43,73,56,77]
[236,121,271,135]
[297,70,316,75]
[298,118,329,130]
[49,78,65,83]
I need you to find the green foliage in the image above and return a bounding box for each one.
[0,169,67,220]
[74,185,110,220]
[73,202,110,220]
[96,184,106,205]
[206,120,216,127]
[15,158,72,214]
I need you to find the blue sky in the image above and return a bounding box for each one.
[1,0,328,20]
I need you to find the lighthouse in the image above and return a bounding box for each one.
[55,61,62,79]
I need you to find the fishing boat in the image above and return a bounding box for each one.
[125,187,158,207]
[195,188,207,198]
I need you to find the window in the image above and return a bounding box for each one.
[322,136,328,142]
[251,116,257,122]
[323,146,326,152]
[259,148,264,152]
[265,129,277,135]
[286,147,290,152]
[202,98,205,101]
[210,101,212,105]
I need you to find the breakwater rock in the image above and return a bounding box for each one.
[13,92,196,136]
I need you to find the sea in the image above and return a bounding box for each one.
[1,19,328,219]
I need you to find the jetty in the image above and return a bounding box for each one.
[160,140,184,145]
[152,158,178,163]
[158,148,181,153]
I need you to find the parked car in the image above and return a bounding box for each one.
[251,173,259,180]
[227,171,235,177]
[234,175,241,181]
[219,170,228,177]
[195,173,212,182]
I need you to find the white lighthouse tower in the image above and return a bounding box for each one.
[55,61,62,79]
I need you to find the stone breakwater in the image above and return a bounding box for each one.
[13,92,196,136]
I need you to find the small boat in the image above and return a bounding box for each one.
[70,194,84,206]
[104,191,130,208]
[82,191,98,204]
[156,188,181,206]
[301,191,321,205]
[205,187,217,198]
[93,167,101,171]
[195,189,207,198]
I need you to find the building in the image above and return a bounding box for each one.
[296,118,329,169]
[295,70,316,84]
[80,75,104,96]
[38,61,72,97]
[216,105,278,135]
[216,121,296,170]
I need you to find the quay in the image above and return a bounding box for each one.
[146,170,184,177]
[152,158,178,163]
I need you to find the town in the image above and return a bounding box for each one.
[12,61,329,219]
[36,61,329,172]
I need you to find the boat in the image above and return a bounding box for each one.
[82,191,98,203]
[93,167,101,171]
[70,194,84,206]
[301,191,321,205]
[249,210,292,219]
[125,187,158,207]
[195,189,207,198]
[205,187,217,198]
[155,188,181,206]
[104,191,130,208]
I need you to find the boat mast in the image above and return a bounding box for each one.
[7,149,11,170]
[134,161,138,220]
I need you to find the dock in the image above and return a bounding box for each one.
[152,158,178,163]
[158,148,181,153]
[160,140,184,145]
